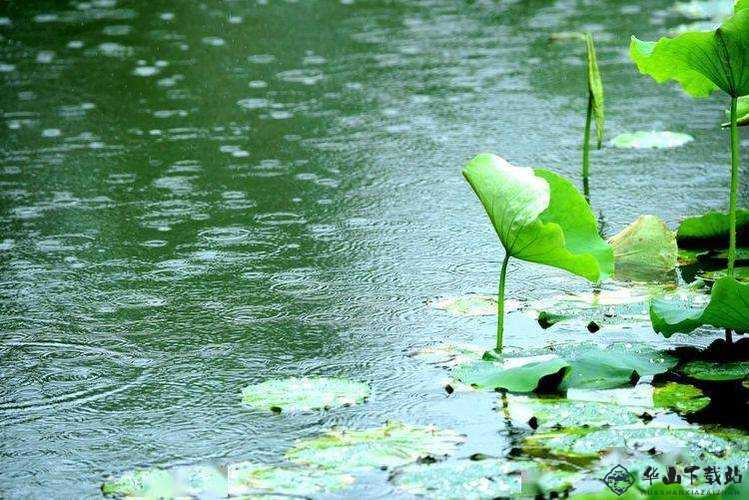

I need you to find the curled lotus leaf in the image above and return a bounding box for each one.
[676,209,749,249]
[608,215,678,280]
[631,8,749,98]
[285,421,466,471]
[462,154,613,282]
[241,377,370,413]
[649,277,749,336]
[611,131,694,149]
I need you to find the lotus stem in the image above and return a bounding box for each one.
[582,92,593,203]
[728,96,740,277]
[496,253,511,352]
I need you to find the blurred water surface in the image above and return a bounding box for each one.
[0,0,745,497]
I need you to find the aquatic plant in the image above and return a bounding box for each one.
[462,154,613,355]
[631,2,749,342]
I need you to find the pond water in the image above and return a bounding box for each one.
[0,0,746,498]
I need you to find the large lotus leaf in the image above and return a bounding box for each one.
[650,277,749,336]
[585,33,605,148]
[609,215,678,280]
[681,360,749,381]
[462,154,613,282]
[241,377,370,412]
[631,8,749,98]
[102,465,227,499]
[227,462,354,497]
[549,342,677,389]
[285,421,465,471]
[676,209,749,248]
[652,382,711,413]
[390,458,523,499]
[452,355,571,393]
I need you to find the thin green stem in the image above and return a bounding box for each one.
[582,92,593,204]
[496,253,511,352]
[726,96,740,346]
[728,96,740,277]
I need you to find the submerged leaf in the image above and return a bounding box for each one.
[676,209,749,248]
[652,382,711,413]
[390,458,523,499]
[452,355,571,393]
[509,396,642,429]
[584,33,605,148]
[462,154,613,282]
[681,360,749,381]
[228,462,354,497]
[698,266,749,283]
[650,277,749,336]
[241,377,370,412]
[102,465,227,499]
[609,215,678,279]
[286,422,465,470]
[611,131,694,149]
[630,8,749,98]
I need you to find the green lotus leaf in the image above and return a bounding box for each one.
[452,355,571,393]
[241,377,370,413]
[585,33,605,148]
[227,462,354,497]
[431,294,521,316]
[462,154,613,282]
[681,360,749,381]
[676,209,749,248]
[652,382,711,413]
[548,342,677,389]
[611,131,694,149]
[389,458,524,499]
[285,421,465,471]
[649,277,749,336]
[509,396,642,429]
[630,8,749,98]
[609,215,678,280]
[102,465,227,499]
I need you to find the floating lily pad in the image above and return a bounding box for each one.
[509,396,642,429]
[650,277,749,336]
[286,422,465,471]
[452,355,571,393]
[528,286,656,329]
[653,382,710,413]
[241,377,370,412]
[431,294,521,316]
[681,360,749,381]
[228,462,354,497]
[677,210,749,249]
[608,215,678,280]
[410,342,485,368]
[390,458,523,499]
[102,465,227,498]
[611,131,693,149]
[547,342,677,389]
